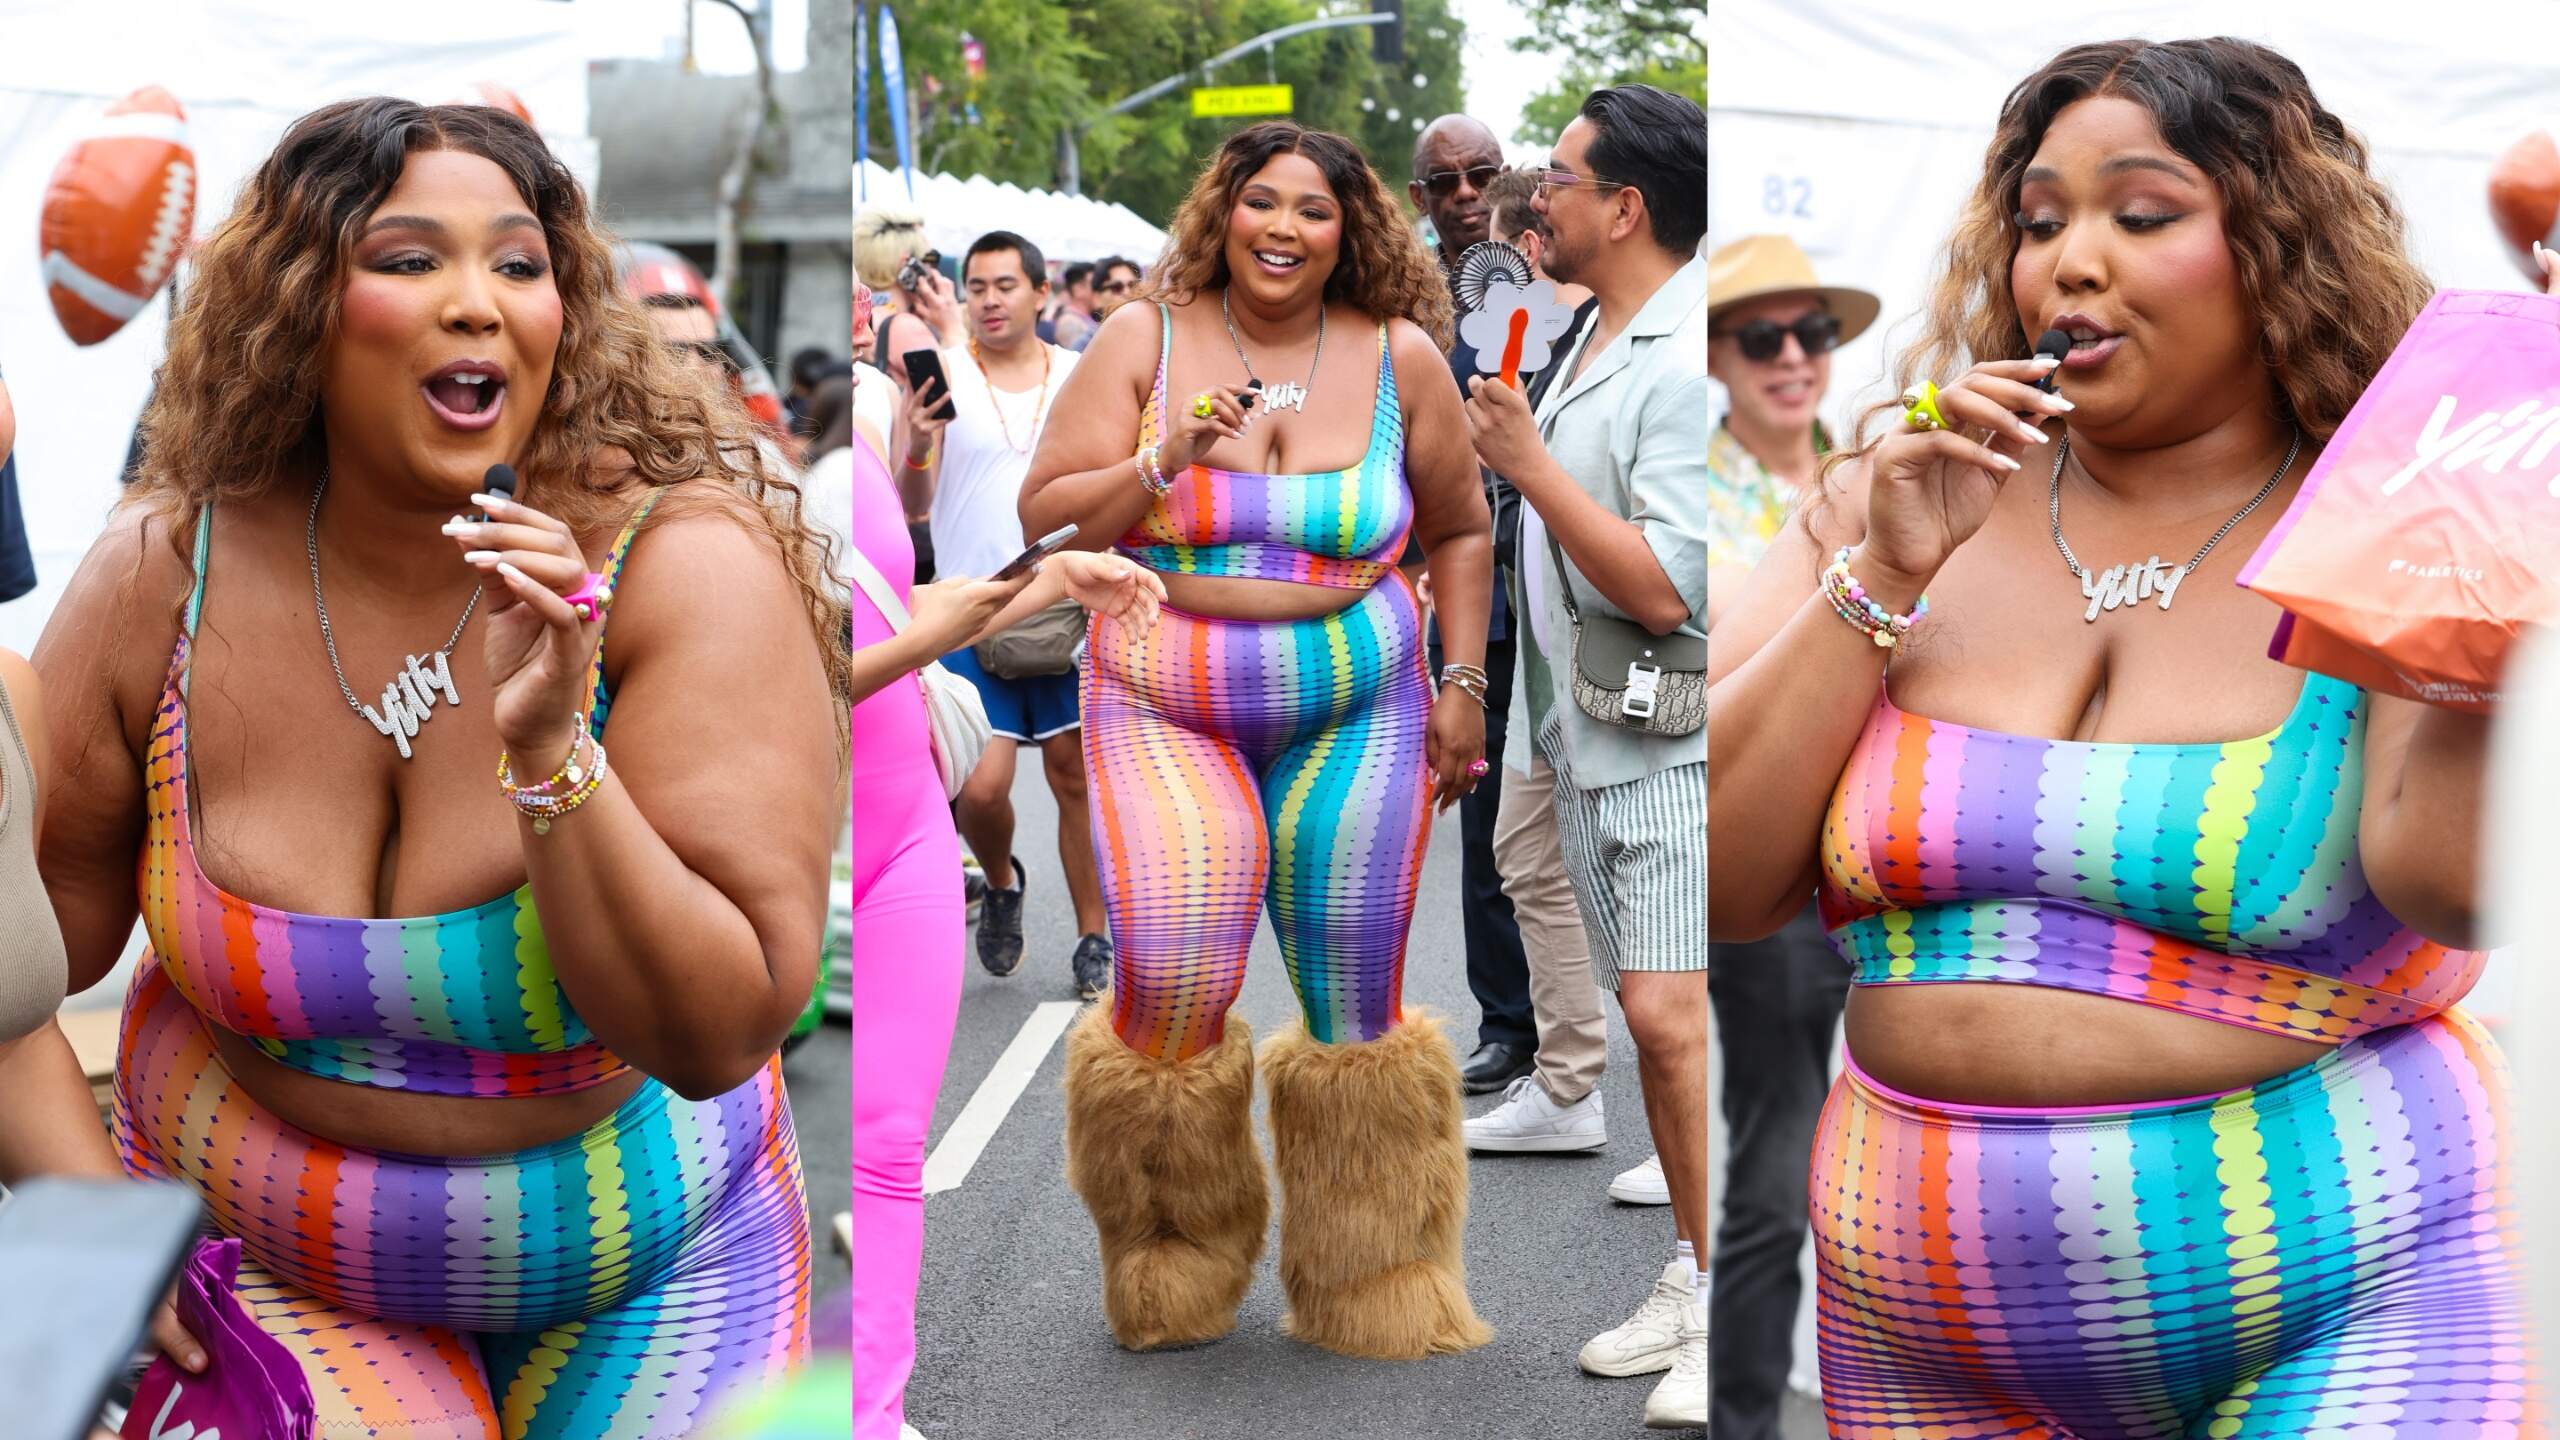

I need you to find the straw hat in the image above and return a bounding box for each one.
[1706,234,1880,346]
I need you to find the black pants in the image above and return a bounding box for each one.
[1425,634,1533,1051]
[1709,902,1849,1440]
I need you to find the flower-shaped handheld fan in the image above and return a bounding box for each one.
[1453,242,1576,389]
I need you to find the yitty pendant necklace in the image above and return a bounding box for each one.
[2049,431,2299,623]
[307,471,483,759]
[1222,288,1324,413]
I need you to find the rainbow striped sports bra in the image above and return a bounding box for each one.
[1115,300,1413,589]
[134,494,660,1098]
[1817,672,2484,1044]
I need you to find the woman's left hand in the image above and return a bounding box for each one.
[1052,551,1166,638]
[446,488,604,766]
[1424,684,1486,816]
[2538,240,2560,296]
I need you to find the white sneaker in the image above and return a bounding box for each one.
[1579,1259,1695,1377]
[1641,1300,1709,1429]
[1610,1152,1672,1205]
[1464,1073,1607,1152]
[900,1426,928,1440]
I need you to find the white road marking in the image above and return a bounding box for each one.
[923,1001,1080,1194]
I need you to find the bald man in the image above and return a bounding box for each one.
[1410,114,1504,272]
[1399,114,1549,1098]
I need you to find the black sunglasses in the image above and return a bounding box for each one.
[667,339,735,371]
[1421,164,1502,198]
[1096,279,1134,295]
[1714,313,1841,362]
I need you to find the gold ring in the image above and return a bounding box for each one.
[1900,381,1947,433]
[1190,392,1217,420]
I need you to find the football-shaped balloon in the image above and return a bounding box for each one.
[2488,129,2560,282]
[449,82,535,128]
[38,85,194,346]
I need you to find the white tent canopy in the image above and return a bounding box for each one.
[857,158,1170,267]
[0,0,592,656]
[1709,0,2560,432]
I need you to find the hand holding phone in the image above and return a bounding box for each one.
[992,524,1080,581]
[901,348,959,423]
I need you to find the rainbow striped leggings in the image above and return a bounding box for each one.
[1082,577,1433,1062]
[1812,1009,2542,1438]
[114,962,812,1438]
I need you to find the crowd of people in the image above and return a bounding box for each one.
[847,85,1709,1440]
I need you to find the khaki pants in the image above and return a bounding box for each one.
[1494,750,1608,1105]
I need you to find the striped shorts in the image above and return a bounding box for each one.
[1539,715,1707,991]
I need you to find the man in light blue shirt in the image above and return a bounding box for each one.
[1459,82,1708,1432]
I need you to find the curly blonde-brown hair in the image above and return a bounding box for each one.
[1835,37,2433,471]
[1139,121,1453,350]
[135,97,849,744]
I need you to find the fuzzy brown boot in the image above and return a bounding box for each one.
[1061,1001,1269,1350]
[1259,1010,1496,1359]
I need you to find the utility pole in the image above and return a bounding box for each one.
[1057,11,1396,195]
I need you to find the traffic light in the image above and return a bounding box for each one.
[1373,0,1403,65]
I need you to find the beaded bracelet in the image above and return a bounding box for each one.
[1439,662,1491,707]
[1821,548,1928,649]
[498,719,609,834]
[1136,443,1173,496]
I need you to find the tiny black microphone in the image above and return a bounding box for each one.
[2032,328,2071,393]
[479,463,517,521]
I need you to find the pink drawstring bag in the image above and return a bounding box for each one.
[121,1238,315,1440]
[2238,288,2560,711]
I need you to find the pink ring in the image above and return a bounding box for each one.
[564,570,612,622]
[1467,759,1490,778]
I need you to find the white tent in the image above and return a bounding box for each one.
[0,0,592,656]
[856,160,1171,267]
[1708,0,2560,1401]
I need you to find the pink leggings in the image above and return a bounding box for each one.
[850,776,965,1440]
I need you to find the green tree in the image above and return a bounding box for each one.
[1507,0,1705,147]
[867,0,1470,230]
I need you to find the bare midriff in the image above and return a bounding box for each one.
[1845,983,2337,1107]
[209,1027,645,1156]
[1156,568,1390,622]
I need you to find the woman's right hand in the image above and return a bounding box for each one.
[1861,355,2067,590]
[1155,383,1254,475]
[908,572,1036,657]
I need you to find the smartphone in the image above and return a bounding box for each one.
[0,1178,201,1440]
[992,524,1081,581]
[901,348,958,422]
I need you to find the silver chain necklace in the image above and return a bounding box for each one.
[2049,431,2299,623]
[1221,288,1324,413]
[307,471,483,759]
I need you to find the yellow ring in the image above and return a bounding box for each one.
[1901,381,1947,432]
[1190,392,1217,420]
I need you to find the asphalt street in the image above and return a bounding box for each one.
[906,754,1708,1440]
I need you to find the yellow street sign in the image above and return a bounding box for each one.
[1192,84,1294,118]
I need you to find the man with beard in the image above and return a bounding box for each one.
[1407,113,1543,1098]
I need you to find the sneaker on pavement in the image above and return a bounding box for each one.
[975,855,1027,976]
[1071,933,1115,1001]
[900,1425,928,1440]
[1465,1073,1606,1153]
[1579,1258,1695,1378]
[1641,1300,1709,1429]
[1610,1152,1672,1205]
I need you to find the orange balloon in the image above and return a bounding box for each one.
[2487,129,2560,282]
[38,85,195,346]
